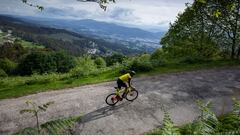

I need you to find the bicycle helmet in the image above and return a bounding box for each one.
[130,70,136,76]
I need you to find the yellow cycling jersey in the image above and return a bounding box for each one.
[119,73,132,82]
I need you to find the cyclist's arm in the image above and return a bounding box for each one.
[128,78,131,87]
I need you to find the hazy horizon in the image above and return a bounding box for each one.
[0,0,192,32]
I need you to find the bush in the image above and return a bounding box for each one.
[70,56,98,78]
[125,54,154,72]
[105,53,125,66]
[95,57,106,68]
[150,48,167,66]
[0,58,17,75]
[179,56,207,64]
[0,68,8,77]
[18,51,57,75]
[18,51,76,75]
[52,52,76,73]
[25,73,60,85]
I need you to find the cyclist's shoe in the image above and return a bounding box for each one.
[116,95,123,101]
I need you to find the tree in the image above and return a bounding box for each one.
[18,51,57,75]
[194,0,240,59]
[161,0,240,59]
[95,57,106,68]
[0,58,17,75]
[52,52,76,73]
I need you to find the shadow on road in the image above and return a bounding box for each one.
[78,102,132,124]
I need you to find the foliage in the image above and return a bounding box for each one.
[161,0,240,59]
[0,68,8,77]
[105,53,125,66]
[24,73,61,85]
[160,107,181,135]
[13,116,81,135]
[0,16,142,56]
[78,0,116,11]
[147,99,240,135]
[95,57,107,68]
[21,0,44,11]
[0,58,17,75]
[17,51,76,75]
[0,41,25,62]
[70,56,98,78]
[40,116,81,135]
[18,51,57,75]
[20,100,54,134]
[0,59,239,100]
[128,54,154,72]
[52,52,76,73]
[150,48,167,66]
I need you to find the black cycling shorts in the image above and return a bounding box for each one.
[117,79,127,89]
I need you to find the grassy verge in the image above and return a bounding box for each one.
[0,60,239,100]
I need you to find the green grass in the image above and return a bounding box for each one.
[0,60,239,100]
[18,40,45,49]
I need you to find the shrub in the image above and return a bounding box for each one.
[129,54,154,72]
[70,56,97,78]
[150,48,167,66]
[0,58,17,75]
[179,56,207,64]
[105,53,125,66]
[52,52,76,73]
[18,51,57,75]
[95,57,106,68]
[0,68,8,77]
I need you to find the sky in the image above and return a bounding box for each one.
[0,0,192,32]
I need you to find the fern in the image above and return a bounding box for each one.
[41,116,80,135]
[194,100,220,135]
[13,116,81,135]
[160,107,181,135]
[13,127,38,135]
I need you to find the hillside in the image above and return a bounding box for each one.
[13,15,163,52]
[0,15,150,55]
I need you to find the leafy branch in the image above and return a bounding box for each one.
[21,0,44,11]
[77,0,116,11]
[20,100,54,134]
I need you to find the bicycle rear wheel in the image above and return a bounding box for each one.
[105,93,119,106]
[126,90,138,101]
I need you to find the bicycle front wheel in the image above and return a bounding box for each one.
[126,90,138,101]
[105,93,119,106]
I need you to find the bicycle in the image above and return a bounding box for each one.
[105,86,138,106]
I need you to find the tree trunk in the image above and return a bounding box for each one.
[234,0,240,59]
[237,46,240,59]
[231,37,236,59]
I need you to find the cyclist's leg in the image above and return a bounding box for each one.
[116,79,124,100]
[122,83,128,98]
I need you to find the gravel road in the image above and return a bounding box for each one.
[0,67,240,135]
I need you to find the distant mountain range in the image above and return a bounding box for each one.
[0,14,165,55]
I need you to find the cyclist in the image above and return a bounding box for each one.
[116,70,136,100]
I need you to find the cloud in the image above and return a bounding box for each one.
[107,7,140,24]
[0,0,193,31]
[38,7,90,18]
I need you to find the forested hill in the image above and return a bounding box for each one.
[0,15,147,55]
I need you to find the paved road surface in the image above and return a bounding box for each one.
[0,68,240,135]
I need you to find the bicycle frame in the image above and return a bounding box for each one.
[115,87,133,96]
